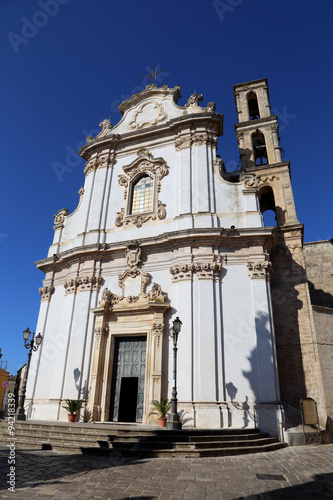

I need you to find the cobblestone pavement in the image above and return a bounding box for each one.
[0,444,333,499]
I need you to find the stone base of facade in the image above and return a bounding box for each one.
[27,398,284,440]
[172,401,284,438]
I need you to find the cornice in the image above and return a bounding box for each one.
[79,112,223,160]
[234,116,278,130]
[242,161,290,175]
[35,227,276,273]
[117,84,182,114]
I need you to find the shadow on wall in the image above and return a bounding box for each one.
[308,281,333,309]
[270,240,309,425]
[225,382,255,429]
[74,367,87,398]
[226,310,282,432]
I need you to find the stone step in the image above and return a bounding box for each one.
[0,421,265,442]
[0,420,287,457]
[80,441,288,458]
[111,436,279,450]
[112,432,270,442]
[0,427,270,446]
[0,420,260,436]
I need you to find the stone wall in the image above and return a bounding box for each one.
[303,241,333,438]
[270,228,327,430]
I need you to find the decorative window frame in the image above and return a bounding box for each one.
[115,148,169,228]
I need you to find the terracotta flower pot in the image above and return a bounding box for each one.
[158,417,168,427]
[68,413,77,423]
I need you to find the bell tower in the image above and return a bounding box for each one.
[234,78,298,226]
[234,78,283,169]
[233,79,327,430]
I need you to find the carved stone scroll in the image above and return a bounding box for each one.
[53,208,69,230]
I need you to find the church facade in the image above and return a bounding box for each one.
[26,79,329,439]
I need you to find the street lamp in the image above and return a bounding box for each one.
[166,316,182,430]
[16,328,43,421]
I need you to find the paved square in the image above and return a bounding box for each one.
[1,444,333,499]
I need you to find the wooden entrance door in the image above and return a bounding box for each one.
[109,336,146,422]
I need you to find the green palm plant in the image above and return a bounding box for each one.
[149,399,171,418]
[62,399,83,414]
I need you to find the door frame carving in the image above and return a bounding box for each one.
[88,294,170,423]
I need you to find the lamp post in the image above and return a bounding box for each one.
[16,328,43,421]
[166,316,182,430]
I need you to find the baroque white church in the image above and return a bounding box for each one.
[26,79,328,439]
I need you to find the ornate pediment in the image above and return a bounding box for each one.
[99,242,168,308]
[128,100,167,130]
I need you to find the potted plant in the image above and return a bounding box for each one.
[62,399,83,423]
[149,399,171,427]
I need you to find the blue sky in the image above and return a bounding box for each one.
[1,0,332,375]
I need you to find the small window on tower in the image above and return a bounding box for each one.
[247,91,260,120]
[130,175,154,214]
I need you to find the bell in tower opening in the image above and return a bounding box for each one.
[252,130,267,165]
[247,92,260,120]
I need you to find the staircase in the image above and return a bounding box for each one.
[0,420,287,457]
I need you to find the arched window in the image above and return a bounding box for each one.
[130,175,154,214]
[252,130,268,165]
[258,186,277,226]
[247,91,260,120]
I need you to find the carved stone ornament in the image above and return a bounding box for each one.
[95,326,109,337]
[175,132,218,151]
[192,260,223,280]
[170,257,223,282]
[185,93,203,108]
[118,149,168,200]
[115,149,168,228]
[240,173,258,189]
[169,263,193,282]
[39,285,54,301]
[128,100,167,130]
[98,243,168,310]
[115,201,167,228]
[146,283,167,301]
[152,322,164,334]
[247,261,272,281]
[184,93,216,113]
[84,151,115,175]
[99,288,121,307]
[118,242,151,299]
[85,119,113,145]
[78,187,85,196]
[207,102,216,112]
[64,275,103,295]
[53,208,69,229]
[126,243,141,268]
[257,175,279,186]
[94,326,109,348]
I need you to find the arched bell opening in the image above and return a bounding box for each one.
[258,186,277,226]
[252,130,268,166]
[247,91,260,120]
